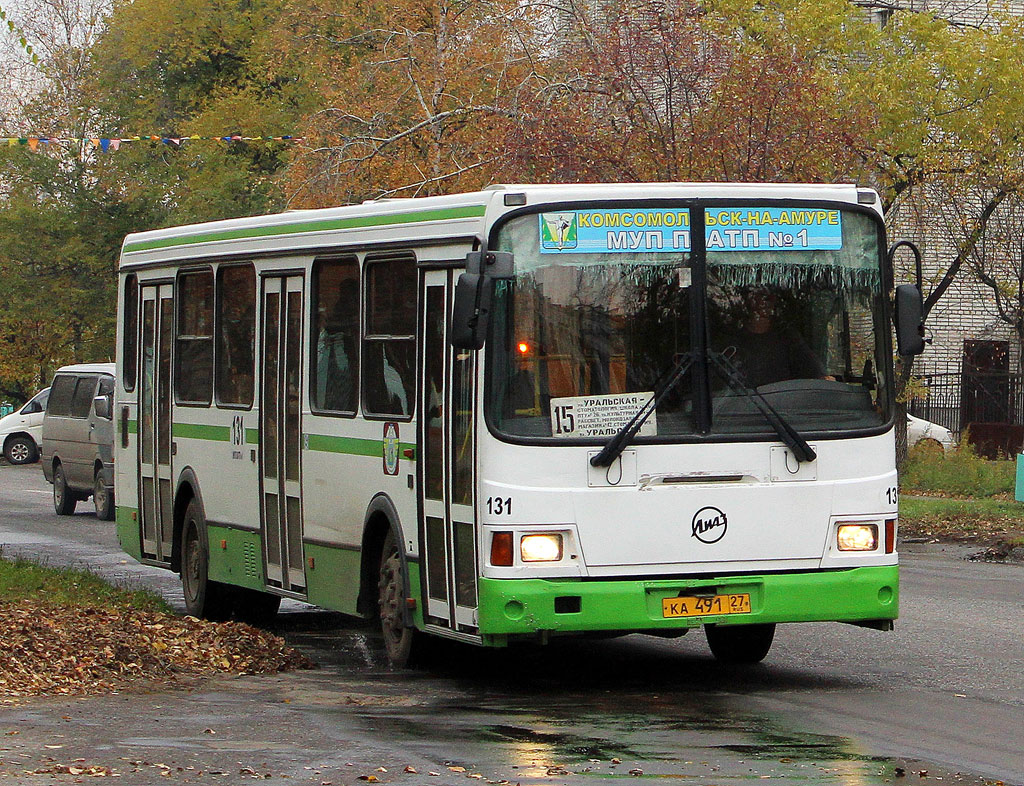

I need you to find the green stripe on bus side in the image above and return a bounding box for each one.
[304,542,361,616]
[205,524,265,591]
[123,204,487,253]
[127,419,138,434]
[115,506,142,561]
[305,433,416,460]
[245,428,259,445]
[172,422,231,441]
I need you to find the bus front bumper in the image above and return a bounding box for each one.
[476,565,898,638]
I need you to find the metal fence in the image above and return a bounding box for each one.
[909,369,1024,456]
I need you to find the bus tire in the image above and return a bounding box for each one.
[53,462,77,515]
[234,588,282,626]
[705,623,775,664]
[93,468,115,521]
[377,529,416,667]
[180,497,234,621]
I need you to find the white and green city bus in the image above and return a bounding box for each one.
[114,183,925,666]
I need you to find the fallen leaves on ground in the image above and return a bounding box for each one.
[0,600,313,697]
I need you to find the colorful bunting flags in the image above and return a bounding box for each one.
[0,135,302,152]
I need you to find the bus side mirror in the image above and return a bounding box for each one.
[93,394,113,420]
[894,284,925,356]
[450,273,494,350]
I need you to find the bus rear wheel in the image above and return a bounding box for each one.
[180,498,234,621]
[377,530,415,667]
[705,623,775,664]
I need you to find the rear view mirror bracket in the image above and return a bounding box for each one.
[450,246,512,349]
[888,241,927,356]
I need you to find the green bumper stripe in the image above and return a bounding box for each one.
[173,423,230,441]
[115,506,142,561]
[476,566,899,636]
[305,433,416,460]
[124,205,487,253]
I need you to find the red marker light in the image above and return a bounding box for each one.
[517,341,530,354]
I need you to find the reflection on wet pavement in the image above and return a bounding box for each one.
[273,619,999,786]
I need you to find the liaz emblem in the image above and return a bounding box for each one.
[691,506,727,543]
[383,422,400,476]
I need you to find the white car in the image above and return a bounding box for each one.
[0,387,50,465]
[907,413,955,452]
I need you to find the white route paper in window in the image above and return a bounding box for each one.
[549,392,657,438]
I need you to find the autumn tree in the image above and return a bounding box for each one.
[499,0,877,183]
[278,0,538,205]
[962,194,1024,371]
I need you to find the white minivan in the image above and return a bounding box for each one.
[0,388,50,465]
[41,363,116,519]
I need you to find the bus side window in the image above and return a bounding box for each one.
[311,256,359,414]
[363,252,416,419]
[175,269,214,405]
[216,264,256,407]
[122,274,138,392]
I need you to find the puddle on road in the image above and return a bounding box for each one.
[271,624,1001,786]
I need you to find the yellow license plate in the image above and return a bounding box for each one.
[662,593,751,618]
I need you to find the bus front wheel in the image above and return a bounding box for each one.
[378,529,415,667]
[180,498,234,621]
[705,623,775,664]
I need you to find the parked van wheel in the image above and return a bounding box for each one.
[705,623,775,664]
[93,469,115,521]
[180,498,234,621]
[4,436,38,465]
[377,529,416,667]
[53,463,77,515]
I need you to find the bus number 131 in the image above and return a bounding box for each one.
[486,496,512,515]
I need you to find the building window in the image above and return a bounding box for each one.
[216,264,256,407]
[311,257,359,414]
[363,252,416,418]
[175,269,214,404]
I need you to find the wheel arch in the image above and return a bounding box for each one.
[357,493,410,620]
[3,431,34,449]
[171,467,205,573]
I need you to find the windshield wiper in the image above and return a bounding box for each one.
[707,351,817,464]
[590,353,695,467]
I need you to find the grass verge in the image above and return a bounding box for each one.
[0,554,170,612]
[900,442,1015,499]
[900,495,1024,541]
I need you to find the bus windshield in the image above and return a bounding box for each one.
[488,205,889,441]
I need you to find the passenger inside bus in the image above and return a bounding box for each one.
[717,287,827,388]
[316,279,358,411]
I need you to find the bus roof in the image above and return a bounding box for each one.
[119,183,875,269]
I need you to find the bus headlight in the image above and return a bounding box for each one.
[837,523,878,551]
[520,533,563,562]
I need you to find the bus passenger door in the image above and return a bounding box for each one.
[138,283,174,563]
[260,275,306,594]
[420,271,479,631]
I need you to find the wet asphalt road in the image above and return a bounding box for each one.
[1,461,1023,786]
